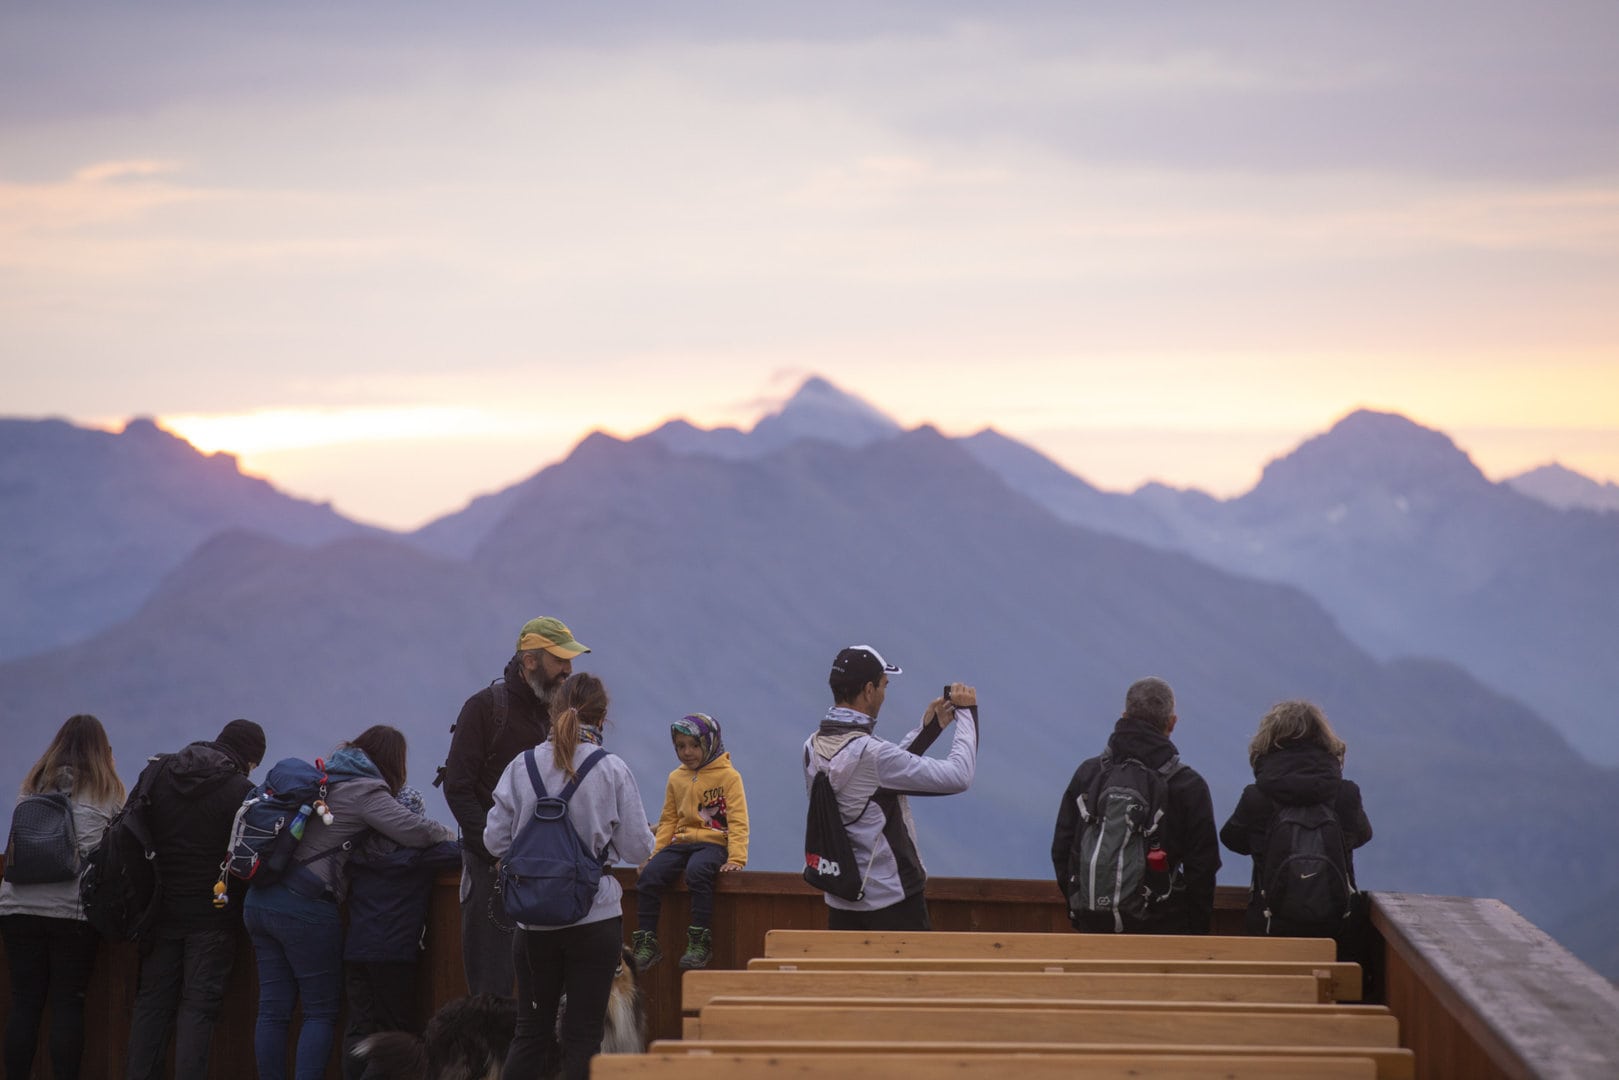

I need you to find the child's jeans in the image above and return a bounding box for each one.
[635,842,728,930]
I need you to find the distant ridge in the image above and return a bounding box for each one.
[1507,462,1619,513]
[942,408,1619,766]
[0,417,379,661]
[411,376,904,559]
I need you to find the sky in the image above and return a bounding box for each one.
[3,2,1617,529]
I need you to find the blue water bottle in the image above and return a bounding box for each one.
[288,804,312,841]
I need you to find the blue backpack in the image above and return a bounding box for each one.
[497,748,608,926]
[223,757,339,888]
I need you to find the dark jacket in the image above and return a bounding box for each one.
[1051,717,1222,934]
[442,657,550,862]
[1220,742,1372,934]
[344,837,461,964]
[144,741,256,935]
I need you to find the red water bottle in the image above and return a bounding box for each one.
[1145,846,1170,898]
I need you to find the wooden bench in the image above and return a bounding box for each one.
[748,955,1362,1001]
[764,929,1336,961]
[592,1051,1382,1078]
[691,1002,1400,1048]
[651,1041,1414,1080]
[681,969,1340,1024]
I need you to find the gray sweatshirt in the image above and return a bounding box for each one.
[484,741,655,929]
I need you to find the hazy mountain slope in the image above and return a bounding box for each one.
[6,423,1611,977]
[960,410,1619,765]
[959,428,1178,547]
[412,375,904,560]
[1507,462,1619,513]
[1137,411,1619,765]
[0,417,379,661]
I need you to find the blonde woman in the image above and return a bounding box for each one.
[0,714,126,1080]
[1220,700,1372,946]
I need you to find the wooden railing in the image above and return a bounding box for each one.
[3,865,1616,1078]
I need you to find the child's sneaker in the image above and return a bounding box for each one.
[631,929,661,971]
[678,925,713,970]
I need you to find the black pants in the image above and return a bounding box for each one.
[341,961,419,1080]
[635,842,727,931]
[125,927,238,1080]
[826,890,931,931]
[503,916,622,1080]
[460,849,516,997]
[1,913,100,1080]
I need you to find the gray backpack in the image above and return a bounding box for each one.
[3,792,81,885]
[1066,750,1184,932]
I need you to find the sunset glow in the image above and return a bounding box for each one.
[3,4,1615,528]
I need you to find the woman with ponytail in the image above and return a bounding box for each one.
[484,672,655,1080]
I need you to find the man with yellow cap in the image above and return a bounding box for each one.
[439,616,590,996]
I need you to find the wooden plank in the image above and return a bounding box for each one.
[655,1041,1415,1080]
[748,956,1361,1001]
[589,1049,1372,1075]
[1373,892,1619,1080]
[702,994,1390,1018]
[682,969,1333,1011]
[764,928,1335,961]
[593,1051,1381,1079]
[694,1003,1400,1047]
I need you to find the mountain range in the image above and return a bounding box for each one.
[1,381,1615,977]
[0,417,378,661]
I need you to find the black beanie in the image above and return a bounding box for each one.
[216,718,267,771]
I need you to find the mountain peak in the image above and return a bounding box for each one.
[1247,408,1491,507]
[1507,462,1619,513]
[751,376,901,448]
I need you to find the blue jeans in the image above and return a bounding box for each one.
[636,842,727,930]
[244,901,344,1080]
[125,927,238,1080]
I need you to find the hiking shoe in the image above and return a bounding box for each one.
[630,929,661,971]
[679,926,713,970]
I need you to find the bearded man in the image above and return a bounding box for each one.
[442,616,590,996]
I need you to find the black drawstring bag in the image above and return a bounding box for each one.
[803,769,864,901]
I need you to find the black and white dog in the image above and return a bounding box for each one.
[353,946,647,1080]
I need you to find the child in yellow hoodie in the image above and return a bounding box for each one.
[631,713,748,970]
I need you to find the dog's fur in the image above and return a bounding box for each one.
[353,946,646,1080]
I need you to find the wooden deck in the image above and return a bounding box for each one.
[0,866,1615,1077]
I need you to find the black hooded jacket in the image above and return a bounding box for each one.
[442,656,551,862]
[1220,741,1372,922]
[1051,717,1222,934]
[143,740,256,935]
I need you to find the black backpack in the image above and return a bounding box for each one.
[3,791,80,885]
[80,756,167,940]
[1258,801,1355,931]
[1066,749,1184,932]
[497,748,608,926]
[433,679,509,789]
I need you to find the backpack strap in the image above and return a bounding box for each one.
[521,748,610,863]
[522,747,606,803]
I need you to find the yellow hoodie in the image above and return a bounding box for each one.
[652,751,748,866]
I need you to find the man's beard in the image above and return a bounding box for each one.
[525,670,557,705]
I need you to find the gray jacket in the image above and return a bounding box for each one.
[288,776,454,904]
